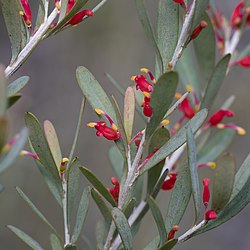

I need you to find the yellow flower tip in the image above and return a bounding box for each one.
[19,150,26,157]
[175,92,182,99]
[161,119,170,126]
[55,2,61,9]
[87,122,96,128]
[140,68,149,73]
[152,79,156,84]
[19,10,24,16]
[142,91,151,98]
[111,123,118,131]
[208,162,216,169]
[216,123,224,129]
[130,76,136,81]
[237,127,246,135]
[62,157,69,164]
[194,104,200,112]
[186,85,193,92]
[95,108,104,115]
[1,145,10,154]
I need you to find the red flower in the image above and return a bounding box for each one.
[20,150,39,160]
[187,20,208,44]
[131,75,153,93]
[235,55,250,67]
[208,109,234,126]
[179,98,195,119]
[66,10,94,26]
[167,225,180,240]
[202,178,210,210]
[231,1,245,28]
[20,0,32,28]
[109,177,120,203]
[141,95,153,117]
[161,173,177,190]
[173,0,186,10]
[67,0,75,13]
[205,209,217,221]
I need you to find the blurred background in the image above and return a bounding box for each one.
[0,0,250,249]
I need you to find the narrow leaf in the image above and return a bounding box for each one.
[148,196,167,246]
[50,234,63,250]
[186,127,200,223]
[211,153,235,213]
[165,167,192,232]
[123,198,136,219]
[0,65,7,115]
[79,166,117,207]
[71,187,91,243]
[0,116,8,150]
[112,207,133,250]
[141,109,208,174]
[7,76,30,97]
[191,0,209,29]
[7,225,44,250]
[108,146,124,180]
[35,0,45,30]
[146,71,178,139]
[201,54,231,110]
[124,87,135,141]
[157,239,178,250]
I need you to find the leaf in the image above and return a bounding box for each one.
[148,196,167,246]
[134,0,163,74]
[7,225,44,250]
[7,76,29,97]
[191,0,210,29]
[0,116,8,150]
[71,187,91,243]
[0,127,28,174]
[8,94,22,109]
[76,66,117,124]
[91,188,112,226]
[141,109,208,175]
[156,0,179,76]
[112,207,133,250]
[146,71,178,139]
[58,0,69,22]
[197,129,235,164]
[64,245,77,250]
[79,166,117,207]
[25,113,63,196]
[50,234,63,250]
[124,87,135,141]
[35,0,45,30]
[186,127,200,223]
[193,13,215,83]
[16,187,59,238]
[165,167,192,232]
[67,158,81,225]
[123,198,136,219]
[220,95,235,110]
[0,65,7,116]
[109,146,124,180]
[200,54,231,110]
[157,239,178,250]
[0,0,27,63]
[147,127,170,194]
[211,153,235,213]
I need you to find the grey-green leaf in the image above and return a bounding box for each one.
[109,146,124,180]
[187,127,200,223]
[146,71,178,139]
[112,207,133,250]
[165,167,192,232]
[191,0,209,29]
[211,153,235,213]
[7,76,30,97]
[157,239,178,250]
[201,54,231,110]
[7,225,44,250]
[148,196,167,246]
[79,166,117,207]
[141,109,208,175]
[50,234,63,250]
[76,66,117,124]
[0,65,7,116]
[71,187,91,243]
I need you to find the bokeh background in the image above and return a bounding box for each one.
[0,0,250,249]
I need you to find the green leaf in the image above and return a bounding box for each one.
[191,0,209,29]
[7,225,44,250]
[148,196,167,246]
[186,127,200,223]
[16,187,59,238]
[79,166,117,207]
[211,153,235,213]
[146,71,178,139]
[0,127,28,174]
[91,188,112,226]
[123,198,136,219]
[0,116,8,150]
[64,245,77,250]
[8,94,22,108]
[157,239,178,250]
[112,207,133,250]
[220,95,235,110]
[134,0,163,74]
[8,76,29,97]
[67,158,81,225]
[165,167,192,232]
[147,127,170,194]
[76,66,117,124]
[193,13,215,83]
[201,54,231,110]
[50,234,63,250]
[141,109,208,175]
[25,112,62,195]
[124,87,135,141]
[35,0,45,30]
[0,0,27,63]
[197,129,235,164]
[109,146,124,180]
[71,187,91,244]
[156,0,179,75]
[0,65,7,116]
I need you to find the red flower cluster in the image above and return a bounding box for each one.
[231,1,250,29]
[20,0,32,28]
[108,177,120,203]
